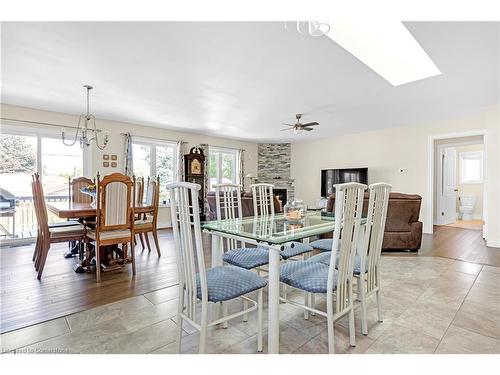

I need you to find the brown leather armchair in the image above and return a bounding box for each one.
[326,192,423,252]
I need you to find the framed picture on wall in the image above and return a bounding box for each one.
[111,162,117,167]
[103,154,110,160]
[103,161,109,167]
[111,154,117,160]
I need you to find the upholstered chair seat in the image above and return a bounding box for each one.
[281,241,314,259]
[196,266,268,303]
[309,238,333,252]
[280,261,338,293]
[223,247,269,270]
[87,229,131,241]
[308,251,367,275]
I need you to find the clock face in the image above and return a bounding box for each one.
[191,158,202,175]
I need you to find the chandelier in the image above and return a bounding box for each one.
[62,85,109,150]
[286,21,331,37]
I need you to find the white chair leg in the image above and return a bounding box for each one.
[303,292,310,320]
[349,307,356,347]
[199,301,208,354]
[360,284,368,335]
[257,289,263,352]
[242,300,249,322]
[327,292,335,354]
[376,288,383,322]
[175,291,184,353]
[310,293,316,315]
[222,302,228,328]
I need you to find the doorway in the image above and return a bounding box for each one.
[433,134,486,237]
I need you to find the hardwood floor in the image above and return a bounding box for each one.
[420,225,499,266]
[1,225,498,334]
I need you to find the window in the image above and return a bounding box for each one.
[209,147,239,191]
[460,151,483,184]
[132,138,177,204]
[0,125,87,239]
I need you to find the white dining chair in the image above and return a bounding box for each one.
[279,182,366,353]
[307,183,391,335]
[167,182,267,354]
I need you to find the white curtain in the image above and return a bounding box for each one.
[124,133,134,176]
[238,149,244,192]
[176,140,184,182]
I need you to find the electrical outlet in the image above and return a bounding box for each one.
[399,168,407,174]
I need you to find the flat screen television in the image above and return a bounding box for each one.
[321,168,368,197]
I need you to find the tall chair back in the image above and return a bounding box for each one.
[32,173,49,238]
[361,183,391,294]
[145,176,160,221]
[69,176,94,204]
[96,173,134,232]
[214,183,243,250]
[250,183,275,216]
[135,177,144,205]
[167,182,207,321]
[328,182,366,314]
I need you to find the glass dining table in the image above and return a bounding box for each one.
[201,212,365,354]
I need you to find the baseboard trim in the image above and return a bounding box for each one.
[486,239,500,248]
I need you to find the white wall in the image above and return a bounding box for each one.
[291,106,500,247]
[1,103,258,227]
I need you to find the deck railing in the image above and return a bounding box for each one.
[0,195,68,240]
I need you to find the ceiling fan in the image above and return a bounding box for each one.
[281,113,319,134]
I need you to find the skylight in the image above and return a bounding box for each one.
[326,20,441,86]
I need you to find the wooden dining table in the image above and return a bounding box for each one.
[46,201,155,272]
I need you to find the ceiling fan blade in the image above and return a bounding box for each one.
[280,128,294,131]
[303,127,314,131]
[282,123,295,127]
[302,122,319,126]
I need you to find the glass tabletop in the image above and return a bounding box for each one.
[201,212,355,245]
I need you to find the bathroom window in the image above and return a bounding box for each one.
[460,151,483,184]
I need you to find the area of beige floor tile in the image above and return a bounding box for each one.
[482,265,500,274]
[364,323,441,354]
[435,325,500,354]
[144,285,179,305]
[394,300,458,340]
[452,300,500,339]
[466,282,500,310]
[0,317,69,352]
[444,261,483,275]
[475,270,500,287]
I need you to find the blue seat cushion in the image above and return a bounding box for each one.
[309,238,333,252]
[223,247,269,269]
[196,266,267,303]
[281,241,314,259]
[280,261,338,293]
[308,252,366,275]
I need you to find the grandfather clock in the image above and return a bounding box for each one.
[184,146,206,220]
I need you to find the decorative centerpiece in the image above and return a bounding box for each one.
[284,199,306,222]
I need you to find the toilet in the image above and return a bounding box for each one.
[459,195,477,221]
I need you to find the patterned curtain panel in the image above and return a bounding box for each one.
[198,143,210,216]
[238,149,244,192]
[124,133,134,176]
[176,140,184,182]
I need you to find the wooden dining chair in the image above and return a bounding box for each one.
[279,182,366,353]
[85,172,136,283]
[167,182,267,354]
[32,173,86,280]
[134,176,161,257]
[68,176,95,204]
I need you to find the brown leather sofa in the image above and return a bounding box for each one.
[207,191,282,220]
[326,192,423,252]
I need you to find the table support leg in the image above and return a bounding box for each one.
[210,233,223,321]
[267,244,281,354]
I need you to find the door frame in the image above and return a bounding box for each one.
[427,130,488,240]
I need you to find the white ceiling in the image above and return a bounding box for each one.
[1,21,499,142]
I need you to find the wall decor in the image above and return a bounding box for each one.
[103,161,109,167]
[111,154,117,161]
[103,154,109,160]
[111,162,117,167]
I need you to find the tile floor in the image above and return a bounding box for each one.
[1,256,499,354]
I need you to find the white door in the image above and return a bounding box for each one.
[438,147,457,225]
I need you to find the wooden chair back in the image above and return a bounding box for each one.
[135,177,144,205]
[32,173,50,237]
[328,182,366,314]
[361,183,392,294]
[250,183,275,216]
[167,182,206,321]
[145,176,160,221]
[96,173,135,232]
[69,176,94,204]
